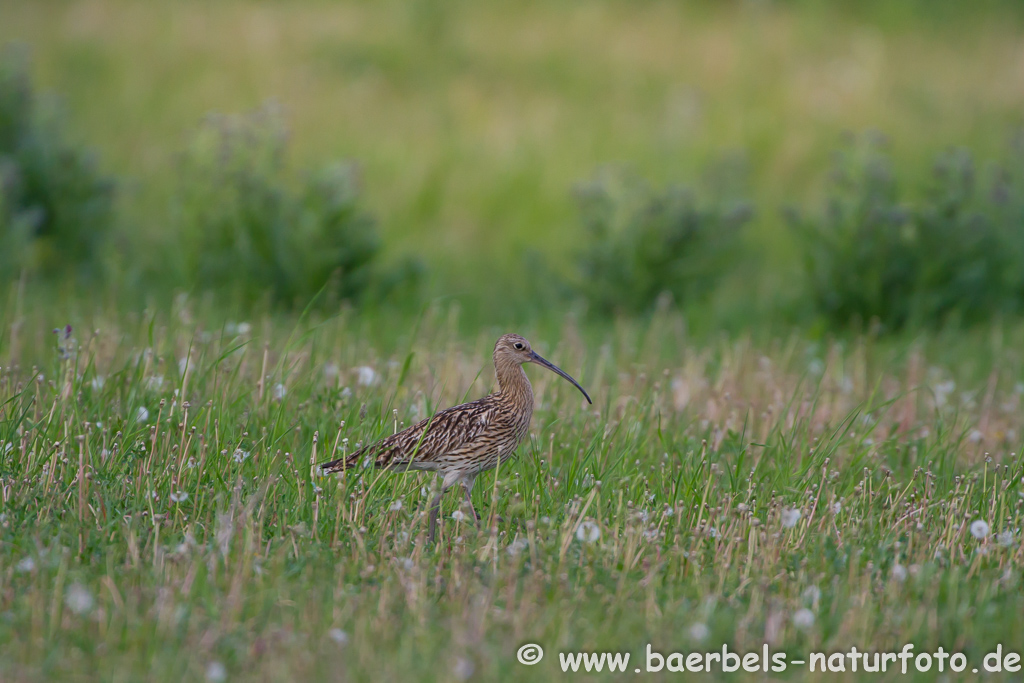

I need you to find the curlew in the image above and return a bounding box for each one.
[320,333,592,542]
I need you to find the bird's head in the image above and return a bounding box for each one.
[494,333,592,404]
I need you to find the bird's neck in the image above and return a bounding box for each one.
[495,360,534,409]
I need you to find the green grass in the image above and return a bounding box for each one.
[1,302,1023,680]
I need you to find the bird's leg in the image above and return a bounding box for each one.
[428,487,446,544]
[462,484,481,522]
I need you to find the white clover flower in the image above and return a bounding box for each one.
[891,564,908,582]
[65,583,94,615]
[356,366,378,387]
[136,406,150,423]
[272,383,287,400]
[451,510,466,522]
[16,557,35,573]
[576,520,601,543]
[236,322,251,335]
[145,375,164,391]
[793,608,815,630]
[232,449,250,464]
[389,500,403,512]
[328,628,349,645]
[998,530,1015,547]
[205,661,227,683]
[324,362,340,379]
[90,376,105,391]
[688,622,709,642]
[968,429,984,444]
[832,501,842,515]
[781,507,801,529]
[970,519,990,539]
[170,491,189,503]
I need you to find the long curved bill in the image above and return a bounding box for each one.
[529,351,593,404]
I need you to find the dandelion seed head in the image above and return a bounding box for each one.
[793,608,815,630]
[205,662,227,683]
[507,538,529,556]
[576,520,601,543]
[65,583,94,615]
[453,657,474,681]
[356,366,378,387]
[802,585,821,603]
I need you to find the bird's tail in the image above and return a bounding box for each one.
[318,447,365,475]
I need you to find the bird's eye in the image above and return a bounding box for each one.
[513,342,524,350]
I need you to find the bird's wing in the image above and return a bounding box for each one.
[320,397,495,473]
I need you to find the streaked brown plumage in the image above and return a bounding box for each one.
[320,333,592,541]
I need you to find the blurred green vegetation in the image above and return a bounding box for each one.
[0,45,114,283]
[571,168,753,316]
[791,135,1024,332]
[166,106,420,308]
[1,0,1024,330]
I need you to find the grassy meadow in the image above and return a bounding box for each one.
[3,0,1024,681]
[2,305,1024,681]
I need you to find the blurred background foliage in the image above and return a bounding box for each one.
[1,0,1024,331]
[790,136,1024,331]
[0,45,114,283]
[167,107,416,308]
